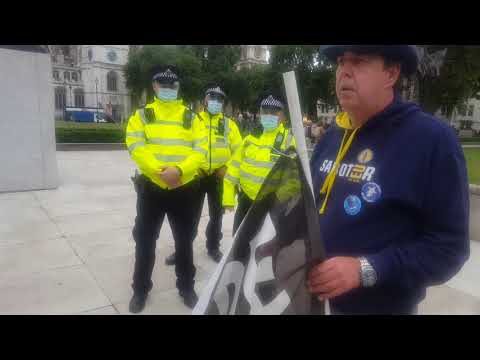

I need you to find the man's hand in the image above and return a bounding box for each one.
[307,257,361,301]
[158,166,182,189]
[215,166,227,179]
[223,206,234,214]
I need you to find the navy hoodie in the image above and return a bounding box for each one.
[310,96,470,314]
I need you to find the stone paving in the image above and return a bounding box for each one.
[0,150,478,315]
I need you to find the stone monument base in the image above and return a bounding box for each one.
[0,46,59,192]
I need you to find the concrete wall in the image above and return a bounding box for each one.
[0,47,59,192]
[470,187,480,242]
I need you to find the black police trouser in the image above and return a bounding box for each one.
[192,173,224,251]
[131,175,200,295]
[232,191,253,236]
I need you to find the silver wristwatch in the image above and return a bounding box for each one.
[359,257,377,288]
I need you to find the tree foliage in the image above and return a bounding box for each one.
[125,45,480,121]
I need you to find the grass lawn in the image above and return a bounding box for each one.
[464,148,480,185]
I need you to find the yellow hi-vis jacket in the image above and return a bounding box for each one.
[223,123,296,207]
[125,98,208,190]
[197,111,243,174]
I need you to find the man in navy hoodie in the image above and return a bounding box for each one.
[308,45,470,315]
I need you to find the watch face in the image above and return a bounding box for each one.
[107,50,117,62]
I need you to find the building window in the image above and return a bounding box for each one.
[88,49,93,61]
[71,72,78,82]
[54,87,66,110]
[62,45,70,57]
[468,105,474,117]
[74,89,85,107]
[64,71,70,81]
[112,104,122,122]
[254,46,263,59]
[107,71,118,92]
[53,70,60,81]
[241,46,247,60]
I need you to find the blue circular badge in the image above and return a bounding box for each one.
[361,182,382,203]
[344,195,362,216]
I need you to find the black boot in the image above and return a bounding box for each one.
[129,293,148,314]
[165,252,176,266]
[179,289,198,309]
[208,249,223,263]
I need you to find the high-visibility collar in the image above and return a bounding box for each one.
[202,111,226,129]
[253,123,286,145]
[152,97,184,109]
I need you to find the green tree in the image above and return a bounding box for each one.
[269,45,336,120]
[413,46,480,116]
[124,45,339,121]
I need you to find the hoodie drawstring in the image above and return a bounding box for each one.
[319,128,359,214]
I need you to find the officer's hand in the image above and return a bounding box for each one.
[306,257,361,301]
[223,206,234,213]
[159,166,182,188]
[215,166,227,179]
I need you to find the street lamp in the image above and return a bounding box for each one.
[95,77,99,118]
[63,78,68,121]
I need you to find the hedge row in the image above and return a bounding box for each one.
[460,137,480,144]
[56,127,126,143]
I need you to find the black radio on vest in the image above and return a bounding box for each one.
[217,118,225,136]
[144,108,155,123]
[183,110,193,129]
[273,130,285,151]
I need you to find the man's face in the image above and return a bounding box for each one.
[335,51,400,113]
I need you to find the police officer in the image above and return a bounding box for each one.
[125,65,208,313]
[165,84,243,265]
[223,93,295,235]
[308,45,469,314]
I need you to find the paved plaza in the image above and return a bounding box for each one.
[0,149,478,315]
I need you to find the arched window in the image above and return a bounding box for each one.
[55,87,66,110]
[64,71,70,81]
[53,70,60,81]
[72,72,78,82]
[107,71,117,92]
[74,89,85,107]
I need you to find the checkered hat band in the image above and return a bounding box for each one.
[206,87,225,97]
[153,69,178,81]
[261,95,283,109]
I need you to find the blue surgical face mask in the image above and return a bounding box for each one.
[207,100,223,115]
[156,88,178,102]
[260,114,279,132]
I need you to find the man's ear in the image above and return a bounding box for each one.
[385,64,401,89]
